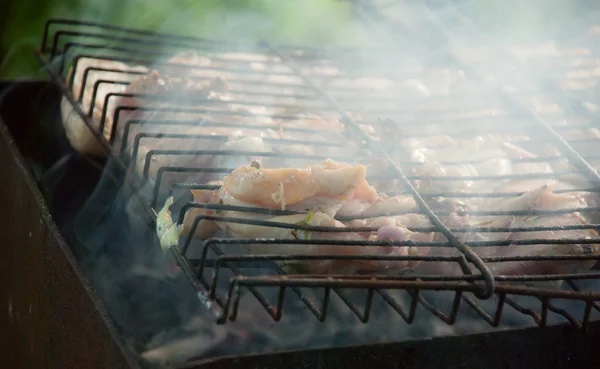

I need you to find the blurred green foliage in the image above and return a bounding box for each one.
[461,0,599,42]
[0,0,373,79]
[3,0,598,80]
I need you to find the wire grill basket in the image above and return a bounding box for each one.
[37,17,600,331]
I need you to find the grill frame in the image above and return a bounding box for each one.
[36,17,600,339]
[4,79,600,369]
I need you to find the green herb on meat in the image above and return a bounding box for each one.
[293,208,314,240]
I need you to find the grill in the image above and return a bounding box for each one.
[38,14,600,329]
[3,6,600,368]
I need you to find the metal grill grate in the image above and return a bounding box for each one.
[38,17,600,331]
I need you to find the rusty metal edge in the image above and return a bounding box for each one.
[0,103,142,369]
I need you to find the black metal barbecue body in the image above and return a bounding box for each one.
[3,13,600,368]
[3,79,600,369]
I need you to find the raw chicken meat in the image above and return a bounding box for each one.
[361,121,600,280]
[180,181,222,240]
[207,211,430,274]
[64,48,600,280]
[405,135,556,195]
[416,185,600,277]
[220,159,377,215]
[336,194,419,218]
[62,50,379,158]
[180,159,377,237]
[63,52,379,206]
[130,113,359,202]
[175,160,433,274]
[61,57,149,156]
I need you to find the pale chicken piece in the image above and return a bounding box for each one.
[181,181,222,240]
[410,158,530,199]
[211,52,277,63]
[404,69,465,96]
[195,172,419,227]
[326,77,395,90]
[511,161,554,176]
[407,135,559,197]
[337,195,419,219]
[535,186,590,210]
[271,116,360,162]
[63,52,347,159]
[164,50,301,86]
[120,111,355,206]
[132,128,272,172]
[405,134,528,150]
[423,197,473,240]
[402,135,458,152]
[286,115,345,132]
[346,213,431,228]
[179,161,427,253]
[470,183,590,234]
[493,212,600,276]
[216,212,431,274]
[520,143,571,174]
[165,50,290,85]
[119,96,355,202]
[221,159,377,216]
[412,161,479,194]
[473,188,599,276]
[115,78,350,155]
[345,215,434,247]
[557,172,598,190]
[462,185,551,245]
[65,66,237,163]
[493,174,600,224]
[562,127,600,160]
[61,57,149,156]
[478,184,550,212]
[493,173,596,196]
[414,217,507,276]
[423,214,600,279]
[109,70,236,154]
[163,51,212,71]
[416,186,600,277]
[170,65,303,86]
[401,135,525,168]
[421,185,551,269]
[174,160,432,274]
[127,114,352,180]
[367,154,511,198]
[403,134,538,164]
[361,158,406,194]
[131,131,276,202]
[217,136,276,167]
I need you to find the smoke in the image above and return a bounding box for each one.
[13,0,600,367]
[43,1,379,366]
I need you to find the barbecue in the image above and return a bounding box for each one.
[2,4,600,368]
